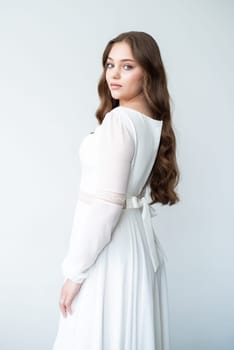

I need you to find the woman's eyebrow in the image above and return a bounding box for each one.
[107,57,136,62]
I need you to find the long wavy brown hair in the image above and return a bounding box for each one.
[96,31,179,206]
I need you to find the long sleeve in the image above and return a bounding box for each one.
[61,109,136,283]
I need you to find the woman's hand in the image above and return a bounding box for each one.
[59,278,83,318]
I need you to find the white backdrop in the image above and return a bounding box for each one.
[0,1,233,349]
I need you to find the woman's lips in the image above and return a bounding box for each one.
[110,83,122,89]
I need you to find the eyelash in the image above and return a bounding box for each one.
[106,63,133,70]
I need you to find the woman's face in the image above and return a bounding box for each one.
[105,41,144,106]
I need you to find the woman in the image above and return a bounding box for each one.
[53,31,179,350]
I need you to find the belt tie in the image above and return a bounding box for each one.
[124,195,168,273]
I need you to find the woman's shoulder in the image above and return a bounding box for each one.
[102,106,137,136]
[108,106,163,145]
[109,105,163,126]
[104,106,133,122]
[107,106,136,120]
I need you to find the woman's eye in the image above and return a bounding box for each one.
[106,62,133,70]
[106,63,113,69]
[123,64,133,70]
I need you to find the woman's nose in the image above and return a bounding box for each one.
[111,66,121,79]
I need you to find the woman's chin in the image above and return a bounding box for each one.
[110,91,122,100]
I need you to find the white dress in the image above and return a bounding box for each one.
[52,106,171,350]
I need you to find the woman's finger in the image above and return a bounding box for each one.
[61,305,67,318]
[59,296,67,318]
[66,301,72,315]
[58,280,82,318]
[59,303,66,318]
[64,295,73,316]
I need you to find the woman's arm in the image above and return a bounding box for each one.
[61,109,136,284]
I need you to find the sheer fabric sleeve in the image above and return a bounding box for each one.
[61,109,135,283]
